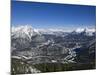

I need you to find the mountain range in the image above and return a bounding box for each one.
[11,25,96,63]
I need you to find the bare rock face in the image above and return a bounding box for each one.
[11,25,45,51]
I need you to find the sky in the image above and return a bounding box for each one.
[11,0,96,30]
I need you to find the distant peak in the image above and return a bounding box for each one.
[75,28,95,33]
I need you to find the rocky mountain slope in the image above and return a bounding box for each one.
[11,25,96,74]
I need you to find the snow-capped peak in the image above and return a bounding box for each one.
[75,28,85,33]
[75,28,95,36]
[75,28,95,33]
[12,25,40,40]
